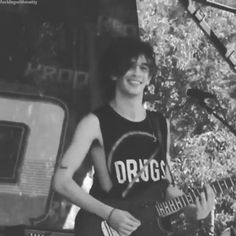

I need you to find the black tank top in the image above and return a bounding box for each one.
[90,104,168,199]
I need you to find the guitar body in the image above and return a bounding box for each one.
[74,175,236,236]
[75,181,171,236]
[75,208,203,236]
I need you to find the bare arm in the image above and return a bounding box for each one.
[53,113,113,220]
[53,113,141,236]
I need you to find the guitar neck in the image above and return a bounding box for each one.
[155,176,236,217]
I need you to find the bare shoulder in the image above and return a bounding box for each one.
[77,113,100,128]
[73,112,102,143]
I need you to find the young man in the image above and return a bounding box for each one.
[53,37,215,236]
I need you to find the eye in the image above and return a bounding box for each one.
[130,62,136,69]
[140,65,150,72]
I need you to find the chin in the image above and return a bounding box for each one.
[126,91,144,97]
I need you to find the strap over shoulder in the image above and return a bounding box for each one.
[146,110,167,150]
[147,110,175,185]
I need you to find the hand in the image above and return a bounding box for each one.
[195,184,215,220]
[108,208,141,236]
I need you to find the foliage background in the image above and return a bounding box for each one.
[137,0,236,234]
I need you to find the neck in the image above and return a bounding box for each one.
[110,94,146,122]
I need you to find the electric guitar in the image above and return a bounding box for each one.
[76,176,236,236]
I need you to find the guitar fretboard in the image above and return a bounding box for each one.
[155,176,236,217]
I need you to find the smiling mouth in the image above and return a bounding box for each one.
[128,79,142,85]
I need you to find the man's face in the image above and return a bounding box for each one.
[115,55,151,97]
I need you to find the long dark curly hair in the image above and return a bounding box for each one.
[99,37,156,101]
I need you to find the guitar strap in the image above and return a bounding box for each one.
[148,111,175,186]
[122,111,175,198]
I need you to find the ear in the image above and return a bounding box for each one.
[112,76,117,81]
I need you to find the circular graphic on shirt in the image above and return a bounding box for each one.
[107,131,166,188]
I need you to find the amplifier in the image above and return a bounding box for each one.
[4,226,74,236]
[24,229,74,236]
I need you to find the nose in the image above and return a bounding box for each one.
[133,65,142,75]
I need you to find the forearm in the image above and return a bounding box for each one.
[54,177,113,220]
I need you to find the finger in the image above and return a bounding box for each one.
[119,230,129,236]
[204,185,215,206]
[207,187,215,208]
[201,191,208,208]
[207,185,215,199]
[195,196,201,208]
[127,213,141,225]
[120,226,135,236]
[125,218,141,228]
[120,214,140,229]
[122,223,139,232]
[196,195,206,209]
[204,185,210,200]
[125,218,141,233]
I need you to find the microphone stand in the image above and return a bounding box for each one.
[192,0,236,14]
[179,0,236,73]
[198,99,236,137]
[197,98,236,236]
